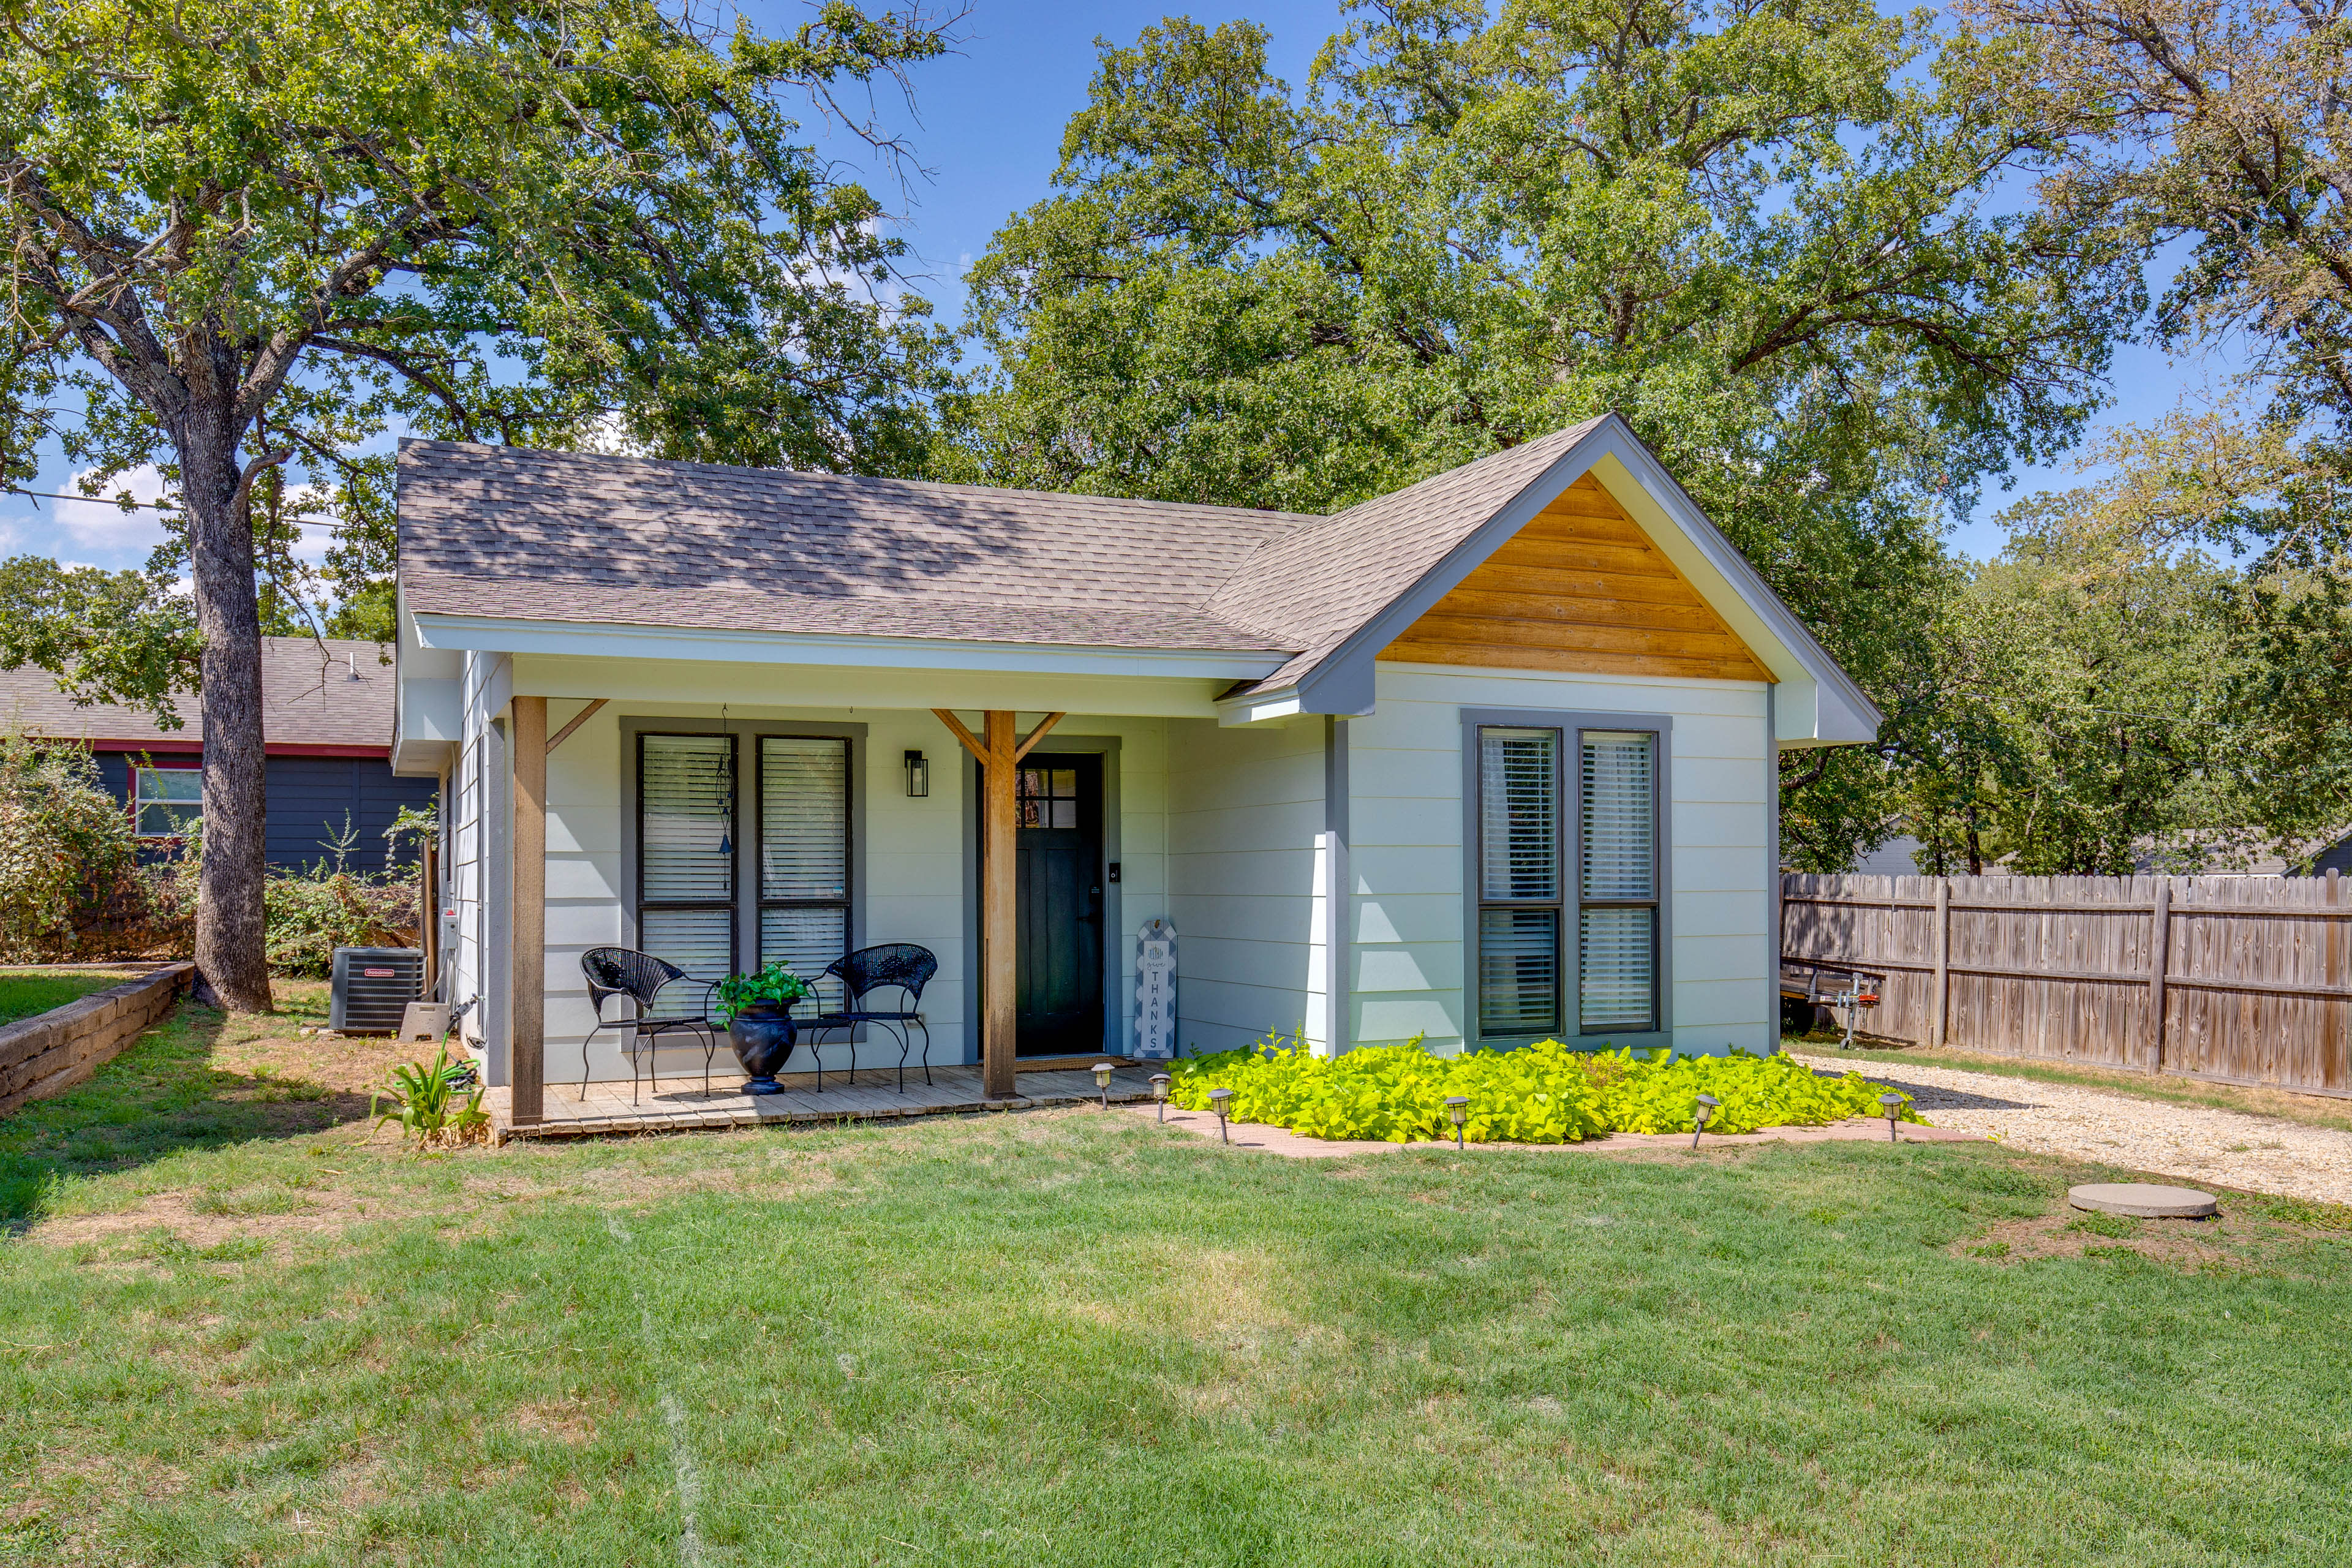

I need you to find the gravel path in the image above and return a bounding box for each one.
[1790,1052,2352,1206]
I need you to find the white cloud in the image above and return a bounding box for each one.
[23,464,176,560]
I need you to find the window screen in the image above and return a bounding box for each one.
[759,737,851,1011]
[133,766,203,838]
[1578,731,1658,1031]
[638,734,736,1005]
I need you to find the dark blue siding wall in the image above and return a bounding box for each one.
[266,756,437,871]
[92,750,436,873]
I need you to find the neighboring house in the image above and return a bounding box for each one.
[0,636,437,873]
[391,412,1878,1109]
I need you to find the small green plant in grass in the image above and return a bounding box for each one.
[371,1045,489,1150]
[1166,1033,1924,1144]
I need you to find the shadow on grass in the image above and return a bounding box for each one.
[0,1000,376,1233]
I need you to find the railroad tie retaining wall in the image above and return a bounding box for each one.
[0,963,195,1117]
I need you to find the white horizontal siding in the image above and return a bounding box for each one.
[1167,716,1325,1056]
[1350,663,1774,1055]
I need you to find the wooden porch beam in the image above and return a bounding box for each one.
[932,707,987,763]
[981,710,1019,1099]
[1012,712,1066,762]
[511,696,547,1125]
[545,697,606,755]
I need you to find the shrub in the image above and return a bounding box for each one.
[1167,1033,1923,1144]
[0,731,141,962]
[263,867,417,977]
[371,1045,489,1149]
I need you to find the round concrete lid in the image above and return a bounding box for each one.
[2068,1183,2220,1219]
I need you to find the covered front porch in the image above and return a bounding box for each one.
[412,651,1355,1132]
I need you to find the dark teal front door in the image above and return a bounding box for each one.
[1014,755,1104,1055]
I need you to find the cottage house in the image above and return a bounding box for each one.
[391,413,1877,1123]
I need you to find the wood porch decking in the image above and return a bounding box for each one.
[488,1061,1162,1140]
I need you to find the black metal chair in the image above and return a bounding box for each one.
[795,943,938,1093]
[579,948,723,1104]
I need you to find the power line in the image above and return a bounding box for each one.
[6,488,179,511]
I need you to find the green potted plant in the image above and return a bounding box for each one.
[715,961,812,1095]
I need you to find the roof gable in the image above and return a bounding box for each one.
[1379,473,1771,682]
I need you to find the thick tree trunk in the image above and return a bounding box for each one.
[179,409,274,1013]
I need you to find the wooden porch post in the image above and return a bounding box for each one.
[934,709,1065,1101]
[511,696,547,1125]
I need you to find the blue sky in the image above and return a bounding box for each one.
[0,0,2222,576]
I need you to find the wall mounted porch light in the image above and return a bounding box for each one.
[1093,1061,1115,1108]
[903,749,930,797]
[1879,1092,1905,1143]
[1444,1095,1469,1150]
[1691,1093,1721,1149]
[1150,1072,1171,1121]
[1209,1087,1233,1144]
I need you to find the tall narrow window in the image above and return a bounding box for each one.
[1578,731,1658,1031]
[638,734,736,1004]
[759,737,851,1010]
[1476,727,1562,1036]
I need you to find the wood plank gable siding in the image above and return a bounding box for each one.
[1379,475,1773,682]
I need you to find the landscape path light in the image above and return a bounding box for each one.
[1691,1093,1721,1150]
[1092,1061,1115,1109]
[1444,1095,1469,1151]
[1150,1072,1171,1122]
[1209,1087,1233,1144]
[1879,1092,1905,1143]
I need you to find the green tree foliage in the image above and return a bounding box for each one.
[946,1,2141,870]
[0,732,140,962]
[0,0,952,1006]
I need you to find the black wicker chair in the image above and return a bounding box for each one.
[579,948,724,1104]
[796,943,938,1093]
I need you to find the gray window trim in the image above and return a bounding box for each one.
[1461,706,1674,1054]
[617,716,867,984]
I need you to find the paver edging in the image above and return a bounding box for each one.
[0,962,195,1116]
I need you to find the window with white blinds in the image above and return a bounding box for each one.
[1477,728,1562,1035]
[1578,731,1657,1031]
[1474,721,1662,1039]
[759,737,851,1011]
[638,734,737,1008]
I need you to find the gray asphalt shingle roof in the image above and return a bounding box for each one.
[0,637,397,748]
[398,415,1643,698]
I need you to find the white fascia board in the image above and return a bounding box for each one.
[503,653,1240,719]
[410,612,1288,685]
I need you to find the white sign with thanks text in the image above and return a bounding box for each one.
[1134,918,1177,1059]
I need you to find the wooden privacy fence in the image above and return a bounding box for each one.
[1781,873,2352,1099]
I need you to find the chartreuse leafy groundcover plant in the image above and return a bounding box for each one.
[1167,1035,1924,1144]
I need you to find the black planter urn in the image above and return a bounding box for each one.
[728,1004,798,1095]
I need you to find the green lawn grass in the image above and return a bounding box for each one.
[0,967,140,1028]
[2,1003,2348,1565]
[1789,1033,2352,1136]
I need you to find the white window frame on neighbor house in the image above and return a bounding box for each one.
[1461,708,1673,1052]
[132,763,203,839]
